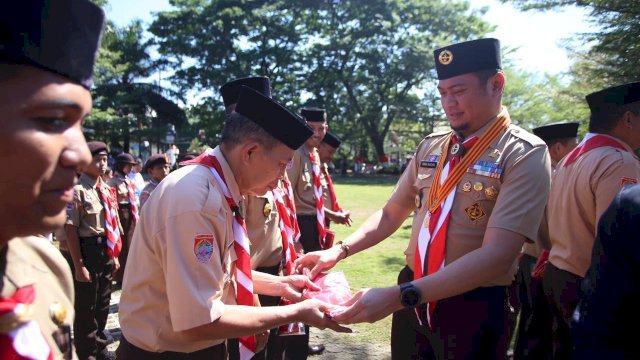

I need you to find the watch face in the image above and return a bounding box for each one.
[401,287,420,307]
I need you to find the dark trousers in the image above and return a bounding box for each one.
[74,238,114,360]
[117,336,227,360]
[513,254,553,360]
[391,266,435,360]
[286,215,321,360]
[296,215,321,253]
[392,266,511,360]
[543,263,582,360]
[115,205,133,283]
[228,264,285,360]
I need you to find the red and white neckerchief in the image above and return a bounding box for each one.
[207,155,256,360]
[415,110,511,327]
[0,285,54,360]
[96,181,122,259]
[563,133,629,168]
[280,176,301,243]
[273,187,297,276]
[116,174,139,223]
[321,164,342,212]
[308,152,327,249]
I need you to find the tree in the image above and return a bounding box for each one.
[503,0,640,84]
[150,0,494,160]
[89,18,187,153]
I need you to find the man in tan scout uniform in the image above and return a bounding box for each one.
[318,131,352,229]
[67,141,124,360]
[543,82,640,359]
[219,76,291,359]
[296,38,552,359]
[511,122,579,359]
[117,86,349,360]
[0,1,103,359]
[108,152,138,284]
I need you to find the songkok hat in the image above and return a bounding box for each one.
[586,82,640,115]
[87,141,108,157]
[532,122,579,143]
[115,153,135,165]
[143,154,168,172]
[301,108,327,122]
[219,76,271,107]
[322,132,342,149]
[0,0,105,89]
[235,85,313,150]
[434,38,501,80]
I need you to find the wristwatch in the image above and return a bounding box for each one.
[399,282,422,308]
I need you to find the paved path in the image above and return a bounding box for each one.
[105,290,391,359]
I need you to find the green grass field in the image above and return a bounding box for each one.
[327,175,412,345]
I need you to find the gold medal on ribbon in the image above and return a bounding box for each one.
[424,212,431,228]
[49,302,67,326]
[263,202,272,217]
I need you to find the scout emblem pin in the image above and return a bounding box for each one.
[439,49,453,65]
[462,181,472,192]
[450,143,460,155]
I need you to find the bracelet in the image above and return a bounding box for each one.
[336,241,350,259]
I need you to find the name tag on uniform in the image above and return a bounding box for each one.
[420,161,437,168]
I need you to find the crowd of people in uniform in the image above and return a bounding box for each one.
[2,1,640,360]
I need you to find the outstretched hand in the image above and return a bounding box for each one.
[281,274,321,302]
[328,286,402,325]
[293,246,342,280]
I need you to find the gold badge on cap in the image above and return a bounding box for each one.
[485,186,498,200]
[263,202,272,217]
[462,181,472,192]
[49,302,67,326]
[439,49,453,65]
[465,203,486,222]
[473,182,484,192]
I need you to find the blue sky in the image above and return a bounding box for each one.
[105,0,596,76]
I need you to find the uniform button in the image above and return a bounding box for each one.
[513,129,520,133]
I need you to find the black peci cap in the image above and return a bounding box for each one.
[532,122,579,143]
[143,154,168,172]
[434,38,501,80]
[219,76,271,107]
[586,82,640,115]
[301,108,327,122]
[322,132,342,149]
[0,0,105,89]
[235,86,313,150]
[115,153,136,165]
[87,141,108,157]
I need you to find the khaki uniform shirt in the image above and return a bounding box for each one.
[287,145,325,216]
[395,111,551,286]
[548,134,640,277]
[243,192,282,269]
[322,164,334,212]
[107,175,131,205]
[139,179,158,208]
[119,146,237,353]
[1,236,77,360]
[67,174,120,237]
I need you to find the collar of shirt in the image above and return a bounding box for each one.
[79,173,100,189]
[212,146,243,206]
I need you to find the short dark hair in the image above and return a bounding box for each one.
[220,111,280,150]
[589,101,640,133]
[114,161,131,175]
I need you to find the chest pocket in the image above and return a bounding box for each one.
[83,191,103,214]
[455,172,501,227]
